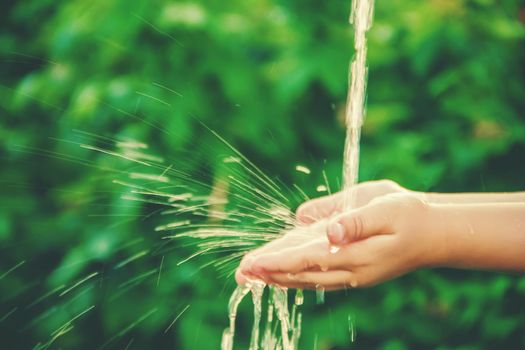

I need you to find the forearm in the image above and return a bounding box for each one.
[431,202,525,271]
[422,191,525,204]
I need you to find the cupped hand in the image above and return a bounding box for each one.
[236,218,329,284]
[236,180,412,285]
[237,193,447,290]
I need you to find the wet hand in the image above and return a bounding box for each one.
[237,193,446,290]
[236,218,330,284]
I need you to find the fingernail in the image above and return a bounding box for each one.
[298,211,314,224]
[328,222,345,243]
[300,216,314,225]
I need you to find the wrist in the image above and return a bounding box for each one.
[392,195,449,269]
[432,203,525,271]
[424,203,484,269]
[419,203,458,268]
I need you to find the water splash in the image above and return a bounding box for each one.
[28,0,376,347]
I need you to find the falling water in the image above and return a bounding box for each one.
[222,283,304,350]
[222,285,251,350]
[249,280,265,350]
[222,0,375,348]
[315,284,326,304]
[261,295,276,348]
[272,286,292,349]
[290,289,303,349]
[342,0,374,209]
[321,0,376,305]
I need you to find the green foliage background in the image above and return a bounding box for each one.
[1,0,525,349]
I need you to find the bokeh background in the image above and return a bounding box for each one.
[1,0,525,349]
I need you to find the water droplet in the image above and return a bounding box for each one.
[329,245,340,254]
[348,314,356,342]
[295,165,311,175]
[316,185,328,192]
[294,289,304,306]
[315,284,325,304]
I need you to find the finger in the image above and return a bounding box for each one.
[239,219,331,274]
[235,267,273,285]
[235,268,249,285]
[326,200,394,245]
[239,234,295,268]
[249,238,329,274]
[249,237,364,274]
[268,270,357,291]
[239,229,312,273]
[239,244,289,277]
[296,192,344,224]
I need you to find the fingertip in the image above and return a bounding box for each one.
[239,253,255,271]
[239,254,264,281]
[251,258,269,274]
[327,221,345,244]
[235,268,248,285]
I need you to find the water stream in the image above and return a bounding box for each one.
[221,0,374,348]
[342,0,374,207]
[249,280,266,350]
[222,285,251,350]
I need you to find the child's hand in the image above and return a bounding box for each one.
[236,182,525,289]
[236,180,411,284]
[236,180,410,284]
[237,193,446,289]
[236,218,330,284]
[296,180,411,224]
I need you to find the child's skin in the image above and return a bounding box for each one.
[236,180,525,290]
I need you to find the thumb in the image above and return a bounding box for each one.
[326,200,393,244]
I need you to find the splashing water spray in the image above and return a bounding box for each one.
[4,1,377,348]
[220,0,374,348]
